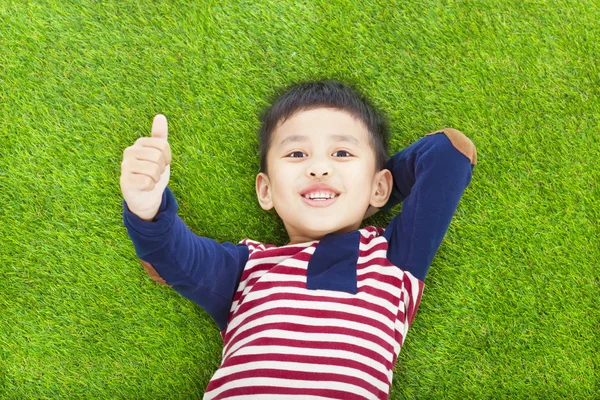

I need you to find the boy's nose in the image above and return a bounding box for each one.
[308,162,331,177]
[310,171,329,177]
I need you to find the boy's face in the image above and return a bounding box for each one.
[256,107,392,244]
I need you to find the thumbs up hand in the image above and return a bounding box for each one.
[120,114,172,221]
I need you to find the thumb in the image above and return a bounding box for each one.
[151,114,168,140]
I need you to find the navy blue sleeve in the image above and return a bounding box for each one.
[383,130,476,281]
[122,187,249,331]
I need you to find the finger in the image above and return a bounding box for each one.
[129,146,165,169]
[151,114,168,141]
[129,173,156,191]
[132,140,171,166]
[129,159,163,183]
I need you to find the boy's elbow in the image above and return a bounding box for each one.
[427,128,477,166]
[139,259,170,286]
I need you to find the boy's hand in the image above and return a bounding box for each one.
[120,114,172,221]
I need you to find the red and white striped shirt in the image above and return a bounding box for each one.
[203,226,424,400]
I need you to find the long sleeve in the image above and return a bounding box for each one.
[382,128,477,281]
[123,187,249,331]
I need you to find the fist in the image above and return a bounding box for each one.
[120,114,172,221]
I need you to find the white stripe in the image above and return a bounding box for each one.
[256,273,306,284]
[275,257,312,269]
[233,266,275,307]
[395,303,408,347]
[225,298,395,339]
[225,313,395,358]
[204,375,379,400]
[235,258,309,294]
[237,255,297,283]
[407,274,422,310]
[234,268,270,301]
[224,329,391,364]
[395,317,406,337]
[357,277,402,294]
[357,248,389,263]
[357,262,405,279]
[209,360,389,393]
[230,344,390,381]
[248,252,306,266]
[400,287,409,306]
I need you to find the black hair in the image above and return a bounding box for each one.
[257,79,389,174]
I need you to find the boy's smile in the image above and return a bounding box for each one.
[300,182,340,207]
[255,107,392,245]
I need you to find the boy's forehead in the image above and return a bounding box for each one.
[273,108,369,144]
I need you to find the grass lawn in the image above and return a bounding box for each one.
[1,0,598,398]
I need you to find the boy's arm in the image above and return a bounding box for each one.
[380,128,477,281]
[123,186,248,331]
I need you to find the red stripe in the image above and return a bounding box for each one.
[231,264,309,306]
[357,256,395,270]
[223,352,389,385]
[391,331,405,366]
[233,265,276,303]
[244,274,401,306]
[408,279,424,326]
[224,336,392,370]
[211,385,377,400]
[225,297,395,347]
[402,274,419,327]
[356,284,401,305]
[243,288,396,321]
[357,269,403,288]
[357,241,387,257]
[224,319,395,364]
[206,368,387,400]
[226,291,396,342]
[227,280,403,330]
[250,277,400,306]
[232,274,270,306]
[230,281,309,321]
[397,307,405,323]
[237,262,276,288]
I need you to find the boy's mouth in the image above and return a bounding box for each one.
[300,192,339,207]
[300,183,340,207]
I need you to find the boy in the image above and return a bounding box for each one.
[120,80,477,399]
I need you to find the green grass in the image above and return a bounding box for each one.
[1,0,598,398]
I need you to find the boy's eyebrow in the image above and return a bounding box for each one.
[278,134,360,148]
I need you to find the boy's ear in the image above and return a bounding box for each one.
[370,169,393,209]
[255,172,274,210]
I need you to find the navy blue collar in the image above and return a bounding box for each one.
[305,230,361,294]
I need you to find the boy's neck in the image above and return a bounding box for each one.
[285,221,362,245]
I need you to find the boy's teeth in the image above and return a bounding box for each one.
[304,192,336,199]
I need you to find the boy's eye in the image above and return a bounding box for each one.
[287,151,306,158]
[333,150,352,157]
